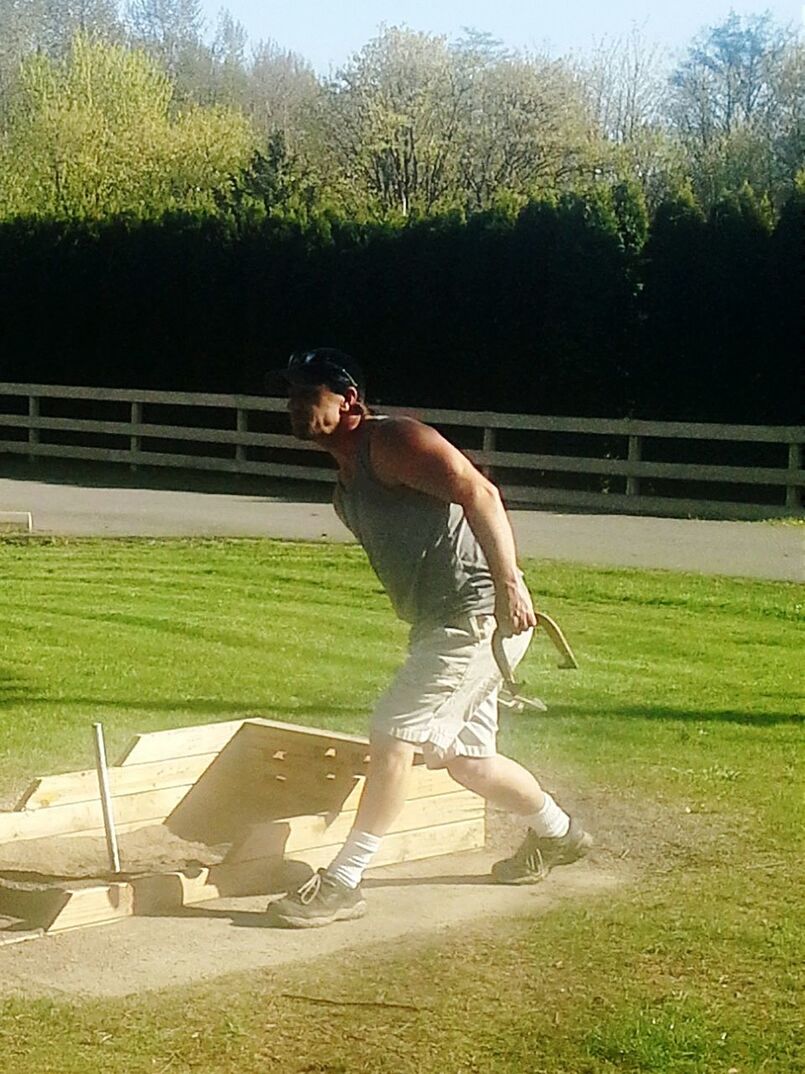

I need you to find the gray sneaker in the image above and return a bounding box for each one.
[266,869,367,928]
[491,818,593,885]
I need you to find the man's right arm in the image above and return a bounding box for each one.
[370,418,536,635]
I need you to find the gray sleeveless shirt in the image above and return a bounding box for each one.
[333,418,496,626]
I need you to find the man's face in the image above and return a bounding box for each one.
[287,383,346,440]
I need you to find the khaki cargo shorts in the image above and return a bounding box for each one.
[371,613,533,768]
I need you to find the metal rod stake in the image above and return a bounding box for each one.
[93,722,122,874]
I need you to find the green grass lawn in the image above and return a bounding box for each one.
[0,537,802,1073]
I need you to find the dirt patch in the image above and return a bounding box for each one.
[0,776,727,1000]
[0,849,621,999]
[0,825,227,883]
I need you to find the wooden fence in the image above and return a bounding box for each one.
[0,383,802,519]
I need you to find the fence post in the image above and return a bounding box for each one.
[482,426,496,483]
[626,434,642,498]
[28,395,39,459]
[236,407,248,468]
[130,400,142,471]
[786,442,802,510]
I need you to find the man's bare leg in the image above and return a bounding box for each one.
[353,734,417,835]
[316,735,416,892]
[267,736,417,925]
[445,754,545,813]
[446,754,592,884]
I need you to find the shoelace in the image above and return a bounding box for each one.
[523,846,548,881]
[296,870,324,905]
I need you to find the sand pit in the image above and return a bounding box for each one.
[0,824,228,881]
[0,717,486,937]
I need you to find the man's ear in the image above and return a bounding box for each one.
[341,386,359,412]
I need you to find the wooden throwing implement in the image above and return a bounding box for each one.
[534,612,578,669]
[492,612,578,714]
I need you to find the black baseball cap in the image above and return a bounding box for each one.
[266,348,365,397]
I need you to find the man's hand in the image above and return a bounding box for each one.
[495,576,537,636]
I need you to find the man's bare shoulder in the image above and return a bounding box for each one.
[371,415,443,449]
[369,415,476,493]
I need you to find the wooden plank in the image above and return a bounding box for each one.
[132,857,278,913]
[227,789,482,863]
[243,743,371,766]
[116,720,246,766]
[0,511,33,533]
[0,441,339,482]
[14,753,219,811]
[285,789,482,853]
[2,384,801,440]
[0,928,45,947]
[0,786,192,843]
[408,764,464,797]
[384,404,804,442]
[314,816,486,871]
[259,766,457,809]
[1,414,318,453]
[500,483,797,520]
[239,719,371,750]
[334,766,459,808]
[243,746,371,784]
[241,721,373,747]
[282,766,456,809]
[0,382,287,412]
[236,817,486,889]
[60,817,167,841]
[471,449,803,486]
[134,817,486,911]
[46,882,134,933]
[1,437,795,515]
[18,418,802,487]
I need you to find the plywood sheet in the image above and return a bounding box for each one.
[134,816,486,912]
[227,789,483,863]
[0,786,192,844]
[15,754,219,811]
[47,882,134,933]
[117,720,246,765]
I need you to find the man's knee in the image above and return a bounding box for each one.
[369,732,416,770]
[446,755,493,790]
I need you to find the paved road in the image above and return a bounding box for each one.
[1,475,802,581]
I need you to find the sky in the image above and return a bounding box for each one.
[198,0,803,72]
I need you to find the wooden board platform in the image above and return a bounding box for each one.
[0,717,486,937]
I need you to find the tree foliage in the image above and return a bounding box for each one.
[0,34,255,218]
[669,13,803,207]
[0,7,799,423]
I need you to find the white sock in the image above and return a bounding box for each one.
[522,793,570,839]
[325,829,382,889]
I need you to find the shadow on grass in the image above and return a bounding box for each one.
[3,687,800,729]
[0,696,366,722]
[552,703,802,727]
[0,668,32,706]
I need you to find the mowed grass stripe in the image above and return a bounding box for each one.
[0,536,802,1073]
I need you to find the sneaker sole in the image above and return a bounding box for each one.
[491,835,594,885]
[269,900,368,929]
[491,871,547,886]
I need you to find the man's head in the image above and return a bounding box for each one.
[273,348,367,442]
[281,348,365,399]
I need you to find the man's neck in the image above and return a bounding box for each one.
[317,413,373,476]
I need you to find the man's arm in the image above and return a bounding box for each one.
[370,418,536,634]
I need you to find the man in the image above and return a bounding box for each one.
[268,348,591,928]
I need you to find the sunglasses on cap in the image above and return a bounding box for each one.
[286,350,360,390]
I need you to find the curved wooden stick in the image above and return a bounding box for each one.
[535,612,579,669]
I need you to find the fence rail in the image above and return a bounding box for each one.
[1,383,802,519]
